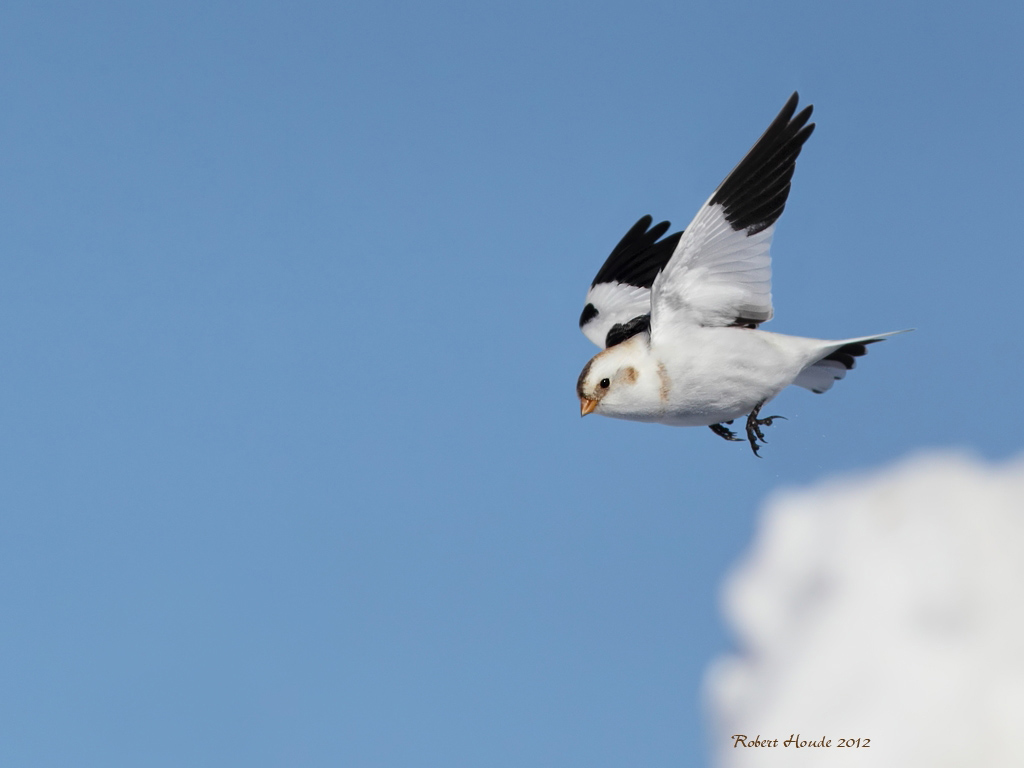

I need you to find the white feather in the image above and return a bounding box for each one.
[580,281,651,349]
[793,359,848,393]
[650,204,774,342]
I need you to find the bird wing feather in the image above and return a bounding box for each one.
[650,93,815,341]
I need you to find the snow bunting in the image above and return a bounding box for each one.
[576,93,907,456]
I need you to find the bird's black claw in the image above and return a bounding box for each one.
[744,402,785,457]
[709,423,743,442]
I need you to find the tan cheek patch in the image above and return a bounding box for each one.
[623,366,638,384]
[657,362,670,402]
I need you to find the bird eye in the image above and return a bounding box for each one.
[599,378,610,389]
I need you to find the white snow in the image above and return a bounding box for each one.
[707,452,1024,767]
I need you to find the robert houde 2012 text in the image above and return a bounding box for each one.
[731,735,870,749]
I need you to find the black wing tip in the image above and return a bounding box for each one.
[710,92,817,235]
[590,216,682,289]
[604,314,650,347]
[579,302,598,329]
[778,92,802,123]
[782,91,814,126]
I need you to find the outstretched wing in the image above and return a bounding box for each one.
[650,93,815,341]
[579,215,682,348]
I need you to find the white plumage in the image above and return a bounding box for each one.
[576,94,908,455]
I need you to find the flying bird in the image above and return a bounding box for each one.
[576,93,907,456]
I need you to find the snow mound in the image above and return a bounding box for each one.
[707,452,1024,767]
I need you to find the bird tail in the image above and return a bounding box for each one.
[793,330,911,394]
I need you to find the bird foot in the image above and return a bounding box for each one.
[745,402,787,457]
[709,423,743,442]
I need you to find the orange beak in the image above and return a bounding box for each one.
[580,398,599,417]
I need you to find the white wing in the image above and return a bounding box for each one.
[580,280,652,348]
[579,216,681,348]
[650,93,814,341]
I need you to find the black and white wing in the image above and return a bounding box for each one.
[649,93,815,341]
[579,215,682,348]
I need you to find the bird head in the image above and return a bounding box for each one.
[576,340,645,417]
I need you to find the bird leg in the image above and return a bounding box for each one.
[745,401,786,457]
[709,422,743,442]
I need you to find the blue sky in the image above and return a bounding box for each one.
[0,1,1021,766]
